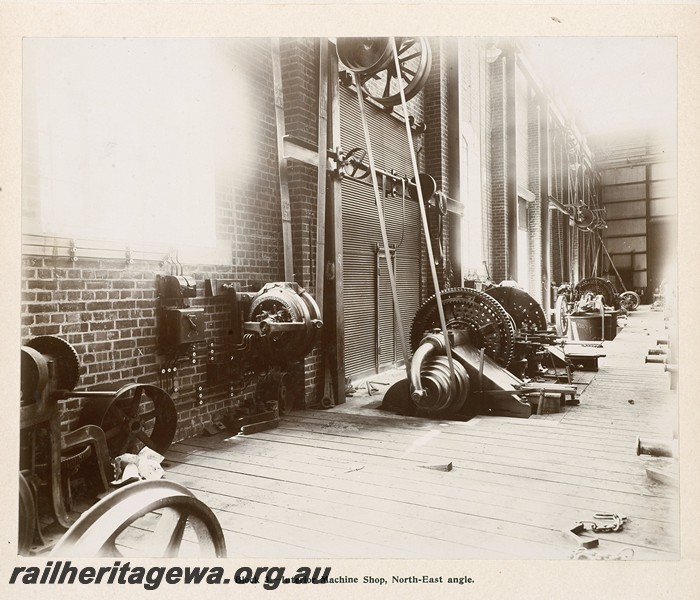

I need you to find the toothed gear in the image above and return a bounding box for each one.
[410,288,516,368]
[574,277,618,307]
[484,286,547,332]
[25,335,81,391]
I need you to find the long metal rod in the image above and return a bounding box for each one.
[389,37,456,385]
[596,232,628,292]
[270,38,295,282]
[339,162,463,215]
[352,72,412,378]
[315,39,329,316]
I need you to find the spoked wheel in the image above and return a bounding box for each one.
[340,147,371,181]
[337,37,432,107]
[51,480,227,558]
[554,294,570,337]
[78,383,178,458]
[619,291,640,311]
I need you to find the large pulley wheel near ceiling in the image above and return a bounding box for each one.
[574,277,618,307]
[247,282,323,365]
[410,288,516,368]
[484,286,548,333]
[51,480,227,558]
[336,37,432,107]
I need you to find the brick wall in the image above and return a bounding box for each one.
[21,38,325,444]
[527,96,543,304]
[423,38,455,292]
[488,55,508,282]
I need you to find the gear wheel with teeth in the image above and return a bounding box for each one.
[484,286,547,332]
[574,277,618,307]
[409,288,516,368]
[25,335,81,391]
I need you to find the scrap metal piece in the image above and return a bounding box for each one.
[562,523,599,549]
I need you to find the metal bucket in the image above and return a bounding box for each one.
[568,315,604,341]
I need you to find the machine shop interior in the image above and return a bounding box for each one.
[18,37,678,560]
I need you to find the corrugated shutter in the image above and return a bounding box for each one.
[340,86,421,378]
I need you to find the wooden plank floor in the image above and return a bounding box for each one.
[161,306,679,560]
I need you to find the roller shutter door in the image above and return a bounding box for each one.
[340,86,422,378]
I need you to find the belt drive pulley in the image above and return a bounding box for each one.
[410,288,516,368]
[336,37,432,107]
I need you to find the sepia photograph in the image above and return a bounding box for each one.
[2,3,699,599]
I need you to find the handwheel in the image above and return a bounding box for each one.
[51,480,227,558]
[78,383,178,458]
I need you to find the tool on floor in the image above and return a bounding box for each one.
[577,513,627,533]
[561,523,599,549]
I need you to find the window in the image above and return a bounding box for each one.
[23,38,251,263]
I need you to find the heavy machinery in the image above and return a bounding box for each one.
[383,287,576,420]
[19,280,322,555]
[554,276,626,339]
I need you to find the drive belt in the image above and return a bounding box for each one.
[350,37,456,387]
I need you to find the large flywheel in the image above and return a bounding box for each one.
[410,288,516,368]
[484,286,547,332]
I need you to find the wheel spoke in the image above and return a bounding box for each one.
[118,433,137,456]
[382,73,394,98]
[135,429,159,452]
[399,50,421,63]
[109,405,130,422]
[153,507,189,558]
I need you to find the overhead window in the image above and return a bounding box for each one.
[23,38,251,263]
